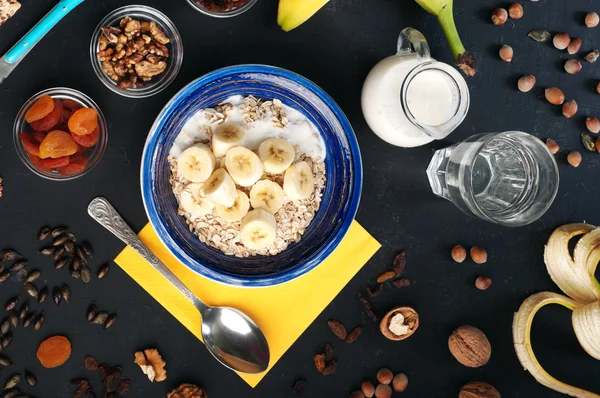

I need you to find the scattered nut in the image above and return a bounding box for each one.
[564,59,582,74]
[586,12,600,28]
[451,245,467,263]
[475,276,492,290]
[517,75,536,92]
[499,45,513,62]
[491,8,508,25]
[546,138,559,154]
[585,50,600,63]
[586,117,600,133]
[392,373,408,392]
[553,32,571,50]
[167,383,207,398]
[545,88,565,105]
[459,381,501,398]
[597,81,600,94]
[581,133,596,152]
[508,3,523,19]
[134,348,167,382]
[562,100,578,118]
[376,368,393,385]
[361,380,375,398]
[470,246,487,264]
[567,151,582,168]
[374,384,393,398]
[596,137,600,152]
[568,38,582,54]
[448,325,492,368]
[380,306,419,341]
[350,391,365,398]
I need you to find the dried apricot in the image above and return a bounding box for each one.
[25,95,55,123]
[42,156,70,169]
[28,153,53,172]
[20,133,40,156]
[62,99,82,111]
[68,108,98,136]
[58,155,88,175]
[37,335,71,368]
[71,125,100,148]
[30,99,63,132]
[32,131,47,144]
[39,131,78,159]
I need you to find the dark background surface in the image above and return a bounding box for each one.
[0,0,599,396]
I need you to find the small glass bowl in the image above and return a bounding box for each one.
[90,5,183,98]
[185,0,258,18]
[14,88,108,181]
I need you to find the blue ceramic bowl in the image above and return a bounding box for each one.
[141,65,362,287]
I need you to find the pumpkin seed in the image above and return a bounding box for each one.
[38,227,51,240]
[3,375,19,389]
[72,256,81,271]
[1,389,19,398]
[1,333,11,350]
[38,287,48,304]
[87,304,96,321]
[33,312,44,331]
[581,133,597,152]
[8,312,18,328]
[52,247,65,261]
[9,260,26,273]
[51,236,69,246]
[55,257,68,270]
[25,371,36,387]
[0,319,9,334]
[53,287,62,305]
[24,270,40,284]
[0,354,11,366]
[19,303,29,320]
[61,285,70,303]
[81,242,93,258]
[81,265,91,283]
[105,314,117,329]
[24,283,38,298]
[51,227,67,238]
[1,249,21,263]
[76,246,88,264]
[98,263,110,279]
[528,29,551,42]
[0,271,9,283]
[64,240,74,254]
[39,246,55,256]
[23,313,35,328]
[91,311,108,325]
[4,296,19,311]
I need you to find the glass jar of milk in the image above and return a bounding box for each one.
[362,27,470,148]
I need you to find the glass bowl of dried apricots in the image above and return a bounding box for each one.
[13,88,108,180]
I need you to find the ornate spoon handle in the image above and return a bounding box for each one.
[87,197,206,312]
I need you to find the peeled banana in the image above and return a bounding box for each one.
[177,144,216,183]
[225,146,264,187]
[513,224,600,397]
[212,123,246,158]
[214,189,250,222]
[258,138,296,175]
[283,161,314,200]
[202,169,237,207]
[250,180,286,214]
[179,183,215,217]
[240,209,277,250]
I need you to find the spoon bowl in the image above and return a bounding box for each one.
[88,197,270,374]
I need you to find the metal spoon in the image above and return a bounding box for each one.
[88,196,270,374]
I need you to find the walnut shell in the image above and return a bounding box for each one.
[379,306,419,341]
[167,383,207,398]
[448,325,491,367]
[459,381,500,398]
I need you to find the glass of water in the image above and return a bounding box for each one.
[426,131,559,227]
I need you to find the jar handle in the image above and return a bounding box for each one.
[396,27,432,62]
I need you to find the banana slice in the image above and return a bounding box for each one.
[283,161,315,200]
[179,183,215,217]
[177,143,216,183]
[202,169,237,207]
[258,138,296,174]
[219,157,227,169]
[240,209,277,250]
[214,190,250,222]
[225,146,264,187]
[212,123,246,158]
[250,180,285,214]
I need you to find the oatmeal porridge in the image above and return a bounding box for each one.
[168,95,326,257]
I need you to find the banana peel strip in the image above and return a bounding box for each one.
[513,223,600,397]
[512,292,599,398]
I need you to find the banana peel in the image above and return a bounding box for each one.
[413,0,476,76]
[278,0,330,32]
[513,224,600,397]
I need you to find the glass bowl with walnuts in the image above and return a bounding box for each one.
[90,5,183,98]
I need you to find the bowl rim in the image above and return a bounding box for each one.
[184,0,258,18]
[89,4,183,99]
[13,87,109,181]
[140,64,363,287]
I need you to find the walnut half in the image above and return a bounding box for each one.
[134,348,167,382]
[167,384,207,398]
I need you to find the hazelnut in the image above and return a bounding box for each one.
[545,87,565,105]
[392,373,408,392]
[517,75,536,92]
[374,384,392,398]
[564,59,582,74]
[545,138,560,154]
[451,245,467,263]
[553,32,571,50]
[597,81,600,94]
[475,275,492,290]
[586,116,600,133]
[568,38,582,54]
[459,381,501,398]
[361,380,375,398]
[499,45,513,62]
[448,325,492,368]
[350,391,365,398]
[380,306,419,341]
[568,151,582,168]
[586,12,599,28]
[376,368,393,385]
[491,8,508,25]
[562,100,578,118]
[508,3,523,19]
[470,246,487,264]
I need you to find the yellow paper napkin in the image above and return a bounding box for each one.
[114,221,380,387]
